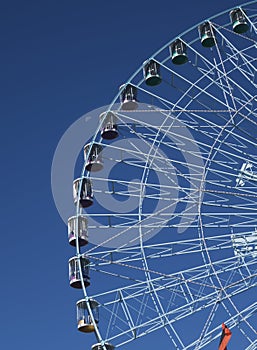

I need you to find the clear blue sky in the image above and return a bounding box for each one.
[0,0,251,349]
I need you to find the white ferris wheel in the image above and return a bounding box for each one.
[67,2,257,349]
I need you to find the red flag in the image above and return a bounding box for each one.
[218,323,232,350]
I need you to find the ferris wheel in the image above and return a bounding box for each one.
[67,2,257,349]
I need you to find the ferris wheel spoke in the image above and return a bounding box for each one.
[88,250,256,296]
[87,233,257,265]
[158,56,235,112]
[215,27,257,88]
[188,302,257,348]
[93,269,257,347]
[216,36,257,92]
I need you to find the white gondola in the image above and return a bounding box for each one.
[91,343,115,350]
[68,215,88,247]
[230,8,249,34]
[143,59,162,86]
[198,22,216,47]
[84,143,103,172]
[77,299,99,333]
[99,112,119,140]
[120,84,138,110]
[68,256,90,289]
[73,178,93,208]
[170,39,188,65]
